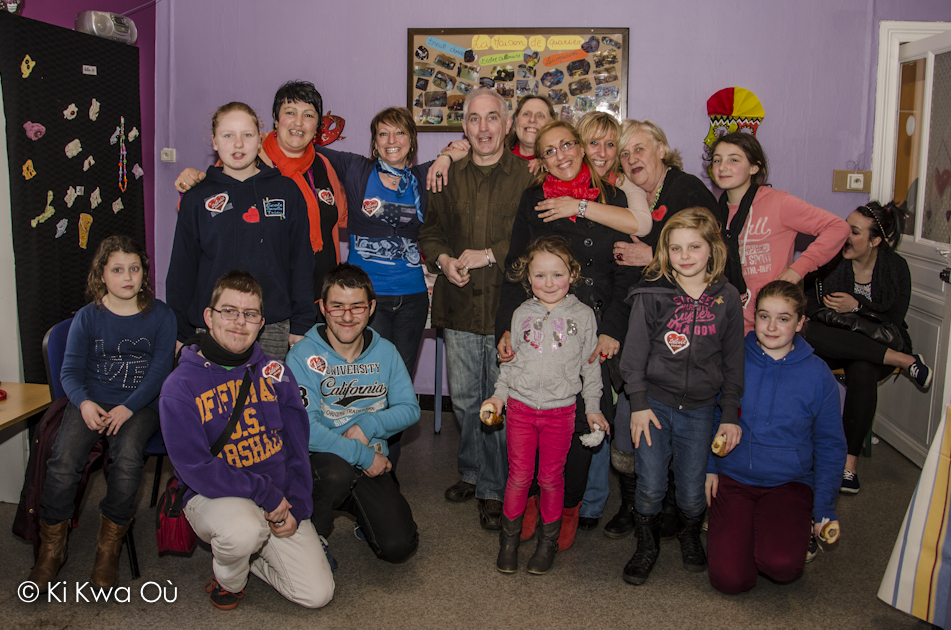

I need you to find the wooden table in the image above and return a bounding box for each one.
[0,382,52,432]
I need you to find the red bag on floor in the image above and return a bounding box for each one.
[155,476,197,554]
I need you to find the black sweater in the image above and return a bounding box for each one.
[496,184,640,344]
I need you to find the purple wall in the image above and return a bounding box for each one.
[152,0,951,295]
[22,0,156,263]
[151,0,951,391]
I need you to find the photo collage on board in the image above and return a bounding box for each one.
[411,31,625,129]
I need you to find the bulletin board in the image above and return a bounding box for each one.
[0,11,145,383]
[407,28,629,132]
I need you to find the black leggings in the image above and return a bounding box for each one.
[803,322,896,456]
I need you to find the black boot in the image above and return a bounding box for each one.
[660,468,682,540]
[677,510,707,572]
[604,470,637,538]
[526,519,561,575]
[496,515,522,574]
[623,512,661,585]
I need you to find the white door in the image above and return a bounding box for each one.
[874,29,951,466]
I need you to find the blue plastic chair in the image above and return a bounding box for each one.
[42,318,144,580]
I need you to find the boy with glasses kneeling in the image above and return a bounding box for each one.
[287,264,420,563]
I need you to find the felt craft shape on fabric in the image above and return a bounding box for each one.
[30,191,55,227]
[20,53,34,77]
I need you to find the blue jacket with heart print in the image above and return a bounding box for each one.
[166,164,315,342]
[286,324,420,470]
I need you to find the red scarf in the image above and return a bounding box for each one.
[543,163,601,203]
[263,131,323,252]
[512,144,533,160]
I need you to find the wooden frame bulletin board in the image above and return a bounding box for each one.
[407,28,629,132]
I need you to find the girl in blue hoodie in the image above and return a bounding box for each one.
[705,280,846,594]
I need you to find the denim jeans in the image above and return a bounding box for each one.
[370,292,429,377]
[614,391,634,453]
[443,328,506,501]
[633,396,715,518]
[580,432,611,519]
[41,402,159,526]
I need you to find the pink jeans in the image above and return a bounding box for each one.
[502,398,575,523]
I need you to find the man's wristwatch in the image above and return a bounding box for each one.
[577,199,589,220]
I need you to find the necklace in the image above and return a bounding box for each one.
[650,167,671,210]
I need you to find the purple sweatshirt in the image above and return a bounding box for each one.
[159,343,313,523]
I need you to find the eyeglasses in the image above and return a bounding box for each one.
[323,304,371,317]
[211,307,263,324]
[541,140,579,159]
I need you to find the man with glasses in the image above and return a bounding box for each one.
[160,270,334,610]
[419,87,534,530]
[286,263,420,562]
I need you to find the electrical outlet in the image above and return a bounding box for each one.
[832,169,872,193]
[160,148,177,163]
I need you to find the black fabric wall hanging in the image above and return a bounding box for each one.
[0,11,145,383]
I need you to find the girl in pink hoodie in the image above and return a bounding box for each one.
[710,132,849,333]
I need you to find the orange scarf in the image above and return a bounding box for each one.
[263,131,323,252]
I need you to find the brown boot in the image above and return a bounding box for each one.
[29,519,69,591]
[90,515,129,588]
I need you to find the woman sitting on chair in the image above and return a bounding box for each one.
[804,202,932,494]
[29,236,176,591]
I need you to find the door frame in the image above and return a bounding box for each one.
[870,21,951,204]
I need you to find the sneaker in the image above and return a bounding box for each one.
[444,479,476,502]
[909,355,933,390]
[578,516,600,531]
[353,523,367,542]
[805,535,820,563]
[478,498,504,531]
[840,469,861,494]
[204,578,244,610]
[319,535,338,573]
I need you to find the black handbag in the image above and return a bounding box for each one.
[811,307,906,352]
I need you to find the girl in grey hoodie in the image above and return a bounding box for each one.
[483,236,608,576]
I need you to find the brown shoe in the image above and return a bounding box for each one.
[90,515,130,588]
[28,519,69,591]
